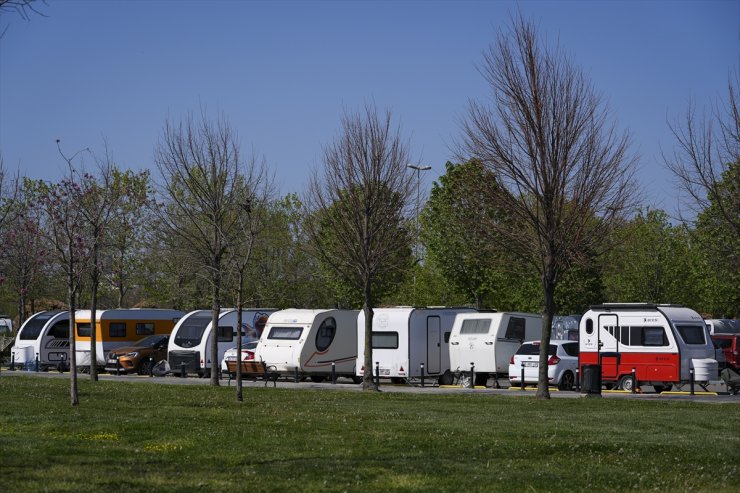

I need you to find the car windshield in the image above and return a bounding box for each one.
[133,335,167,347]
[516,343,557,356]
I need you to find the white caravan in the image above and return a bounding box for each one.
[449,311,543,386]
[580,304,718,392]
[356,307,476,385]
[255,309,360,382]
[10,311,71,370]
[167,309,274,377]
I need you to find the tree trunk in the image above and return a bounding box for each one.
[210,263,221,386]
[68,270,79,406]
[90,244,99,381]
[536,261,556,400]
[361,277,377,391]
[235,271,244,402]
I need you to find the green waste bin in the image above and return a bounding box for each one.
[581,364,602,396]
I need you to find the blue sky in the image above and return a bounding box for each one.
[1,0,737,216]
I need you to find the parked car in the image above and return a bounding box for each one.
[712,334,740,371]
[220,340,259,376]
[104,334,169,375]
[508,340,579,390]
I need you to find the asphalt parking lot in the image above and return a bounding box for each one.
[3,368,738,403]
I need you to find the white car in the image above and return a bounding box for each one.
[220,340,259,375]
[508,340,579,390]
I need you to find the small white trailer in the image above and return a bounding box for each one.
[10,310,71,370]
[580,304,718,392]
[255,309,360,382]
[356,307,476,385]
[167,308,274,377]
[449,311,543,386]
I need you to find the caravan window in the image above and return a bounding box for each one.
[268,327,303,340]
[136,323,155,336]
[642,327,669,346]
[504,317,526,340]
[109,323,126,338]
[372,331,399,349]
[19,314,53,340]
[217,326,234,342]
[315,317,336,351]
[48,321,69,339]
[676,325,706,345]
[77,323,92,338]
[173,315,211,348]
[460,319,491,334]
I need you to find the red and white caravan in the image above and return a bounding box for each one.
[579,304,718,392]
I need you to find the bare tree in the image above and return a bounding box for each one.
[224,152,274,401]
[460,16,637,398]
[154,111,243,385]
[664,72,740,238]
[30,143,93,406]
[304,104,415,391]
[0,0,47,38]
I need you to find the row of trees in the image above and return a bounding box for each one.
[1,17,737,401]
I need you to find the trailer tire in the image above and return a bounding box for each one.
[351,376,362,384]
[439,370,454,386]
[618,375,634,392]
[652,384,671,393]
[309,375,326,383]
[474,373,488,387]
[557,371,575,391]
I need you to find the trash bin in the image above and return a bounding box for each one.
[581,364,602,396]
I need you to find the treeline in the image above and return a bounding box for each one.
[0,156,735,324]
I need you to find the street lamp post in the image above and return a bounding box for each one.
[406,164,431,305]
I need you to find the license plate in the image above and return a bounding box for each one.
[523,361,538,367]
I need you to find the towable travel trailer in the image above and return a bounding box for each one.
[75,309,185,369]
[448,311,543,386]
[10,311,70,370]
[255,309,359,382]
[168,309,274,377]
[355,307,476,384]
[579,304,718,392]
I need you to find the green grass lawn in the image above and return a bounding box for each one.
[0,376,738,492]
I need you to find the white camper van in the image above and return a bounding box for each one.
[580,304,718,392]
[10,311,71,370]
[168,309,274,377]
[449,311,543,386]
[356,307,476,385]
[255,309,360,382]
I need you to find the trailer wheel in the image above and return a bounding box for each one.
[474,373,489,387]
[309,375,326,383]
[351,376,362,384]
[439,370,454,386]
[652,384,671,393]
[557,371,575,391]
[618,375,634,392]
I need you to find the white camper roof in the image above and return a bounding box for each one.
[267,309,334,325]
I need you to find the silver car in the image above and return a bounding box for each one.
[508,340,579,390]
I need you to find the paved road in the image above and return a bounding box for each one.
[3,368,738,403]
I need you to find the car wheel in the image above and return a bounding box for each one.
[558,371,575,391]
[137,358,153,376]
[618,375,634,392]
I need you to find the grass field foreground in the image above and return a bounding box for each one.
[0,376,738,492]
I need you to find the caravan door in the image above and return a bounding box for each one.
[426,316,441,375]
[598,314,619,380]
